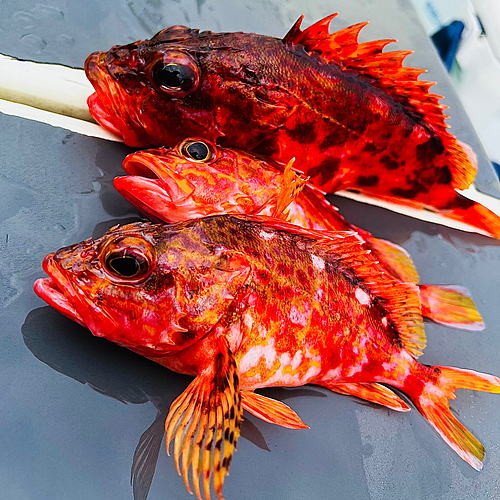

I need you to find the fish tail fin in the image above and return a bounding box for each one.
[418,284,485,331]
[412,365,500,469]
[443,193,500,239]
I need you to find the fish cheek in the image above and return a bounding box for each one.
[175,251,252,334]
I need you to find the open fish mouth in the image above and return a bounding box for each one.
[34,254,86,328]
[116,150,198,222]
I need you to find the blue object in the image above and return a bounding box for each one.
[431,20,465,71]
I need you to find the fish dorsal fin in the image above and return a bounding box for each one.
[363,235,420,284]
[313,230,426,358]
[271,158,309,219]
[254,158,308,221]
[283,14,476,190]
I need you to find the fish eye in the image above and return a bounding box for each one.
[156,64,195,91]
[179,139,217,163]
[100,236,156,283]
[105,251,149,280]
[107,254,144,277]
[150,51,199,97]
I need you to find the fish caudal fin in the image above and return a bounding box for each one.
[165,337,242,500]
[419,284,484,331]
[444,193,500,239]
[241,391,309,429]
[413,366,500,469]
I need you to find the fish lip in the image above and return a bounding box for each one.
[34,255,87,328]
[84,51,146,147]
[113,175,175,223]
[122,150,195,202]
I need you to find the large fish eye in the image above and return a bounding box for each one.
[179,139,218,163]
[106,253,147,278]
[101,236,155,283]
[150,51,199,98]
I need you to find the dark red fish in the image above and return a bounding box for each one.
[85,13,500,238]
[35,215,500,500]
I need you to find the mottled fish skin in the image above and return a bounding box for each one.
[35,215,500,500]
[115,138,484,330]
[83,15,500,239]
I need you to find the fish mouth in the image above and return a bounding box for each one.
[34,254,87,328]
[85,51,149,147]
[116,150,198,222]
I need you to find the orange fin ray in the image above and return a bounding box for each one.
[411,366,500,469]
[443,193,500,239]
[241,391,309,429]
[326,382,410,412]
[270,158,309,220]
[165,338,242,500]
[419,284,484,331]
[364,235,420,284]
[283,14,477,190]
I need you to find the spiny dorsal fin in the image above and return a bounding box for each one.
[271,158,309,219]
[283,14,477,190]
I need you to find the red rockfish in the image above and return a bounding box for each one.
[34,215,500,500]
[115,137,484,331]
[85,13,500,238]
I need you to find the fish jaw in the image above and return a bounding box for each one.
[118,151,209,222]
[85,51,152,147]
[34,256,86,328]
[35,250,120,338]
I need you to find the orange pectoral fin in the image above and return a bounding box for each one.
[165,337,242,500]
[241,391,309,429]
[326,382,410,412]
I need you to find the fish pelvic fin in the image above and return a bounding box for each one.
[412,365,500,470]
[283,14,477,189]
[241,391,309,429]
[419,284,484,331]
[326,382,410,412]
[165,336,242,500]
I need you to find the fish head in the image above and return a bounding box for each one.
[85,26,294,147]
[114,138,287,222]
[34,221,251,356]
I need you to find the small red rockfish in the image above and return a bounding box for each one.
[85,13,500,238]
[115,138,484,332]
[34,215,500,500]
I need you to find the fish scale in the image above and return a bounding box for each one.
[34,215,500,500]
[85,13,500,238]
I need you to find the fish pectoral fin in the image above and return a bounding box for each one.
[419,284,484,331]
[165,337,242,500]
[241,391,309,429]
[326,382,411,412]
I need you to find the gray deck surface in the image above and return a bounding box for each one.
[1,1,500,499]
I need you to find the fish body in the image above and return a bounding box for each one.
[116,138,484,331]
[85,14,500,237]
[35,215,500,499]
